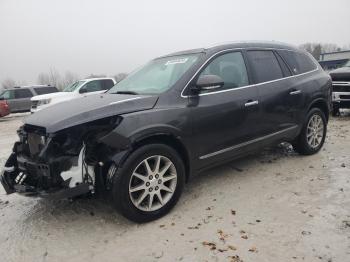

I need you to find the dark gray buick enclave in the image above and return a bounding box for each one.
[1,41,332,222]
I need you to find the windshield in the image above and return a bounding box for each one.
[108,54,200,95]
[63,80,86,92]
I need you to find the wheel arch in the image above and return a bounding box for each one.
[131,133,191,182]
[308,98,330,122]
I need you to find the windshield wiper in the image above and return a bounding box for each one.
[114,91,139,95]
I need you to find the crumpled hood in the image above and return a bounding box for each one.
[24,93,158,133]
[329,67,350,81]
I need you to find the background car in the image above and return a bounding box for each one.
[30,77,116,113]
[0,85,58,113]
[0,100,10,117]
[329,61,350,116]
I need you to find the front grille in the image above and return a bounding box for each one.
[332,82,350,92]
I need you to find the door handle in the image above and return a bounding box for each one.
[289,90,302,95]
[244,100,259,107]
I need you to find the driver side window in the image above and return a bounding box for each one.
[199,52,249,92]
[82,80,103,93]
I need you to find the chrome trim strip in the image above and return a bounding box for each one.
[109,97,142,105]
[181,48,319,98]
[199,125,298,160]
[290,90,302,95]
[244,100,259,107]
[332,82,350,86]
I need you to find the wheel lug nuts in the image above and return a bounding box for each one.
[158,180,162,184]
[146,182,150,186]
[155,174,159,179]
[149,188,153,192]
[149,175,153,180]
[155,186,159,190]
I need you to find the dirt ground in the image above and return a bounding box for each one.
[0,112,349,262]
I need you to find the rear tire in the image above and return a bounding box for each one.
[293,108,327,155]
[110,144,185,223]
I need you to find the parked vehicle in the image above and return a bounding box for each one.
[0,86,58,113]
[30,78,116,113]
[329,61,350,116]
[1,41,331,222]
[0,100,10,117]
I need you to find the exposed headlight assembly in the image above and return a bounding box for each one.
[38,99,51,106]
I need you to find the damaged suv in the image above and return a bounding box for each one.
[1,41,331,222]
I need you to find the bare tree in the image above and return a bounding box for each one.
[114,73,128,83]
[1,78,17,90]
[299,43,344,60]
[37,72,50,86]
[61,71,79,90]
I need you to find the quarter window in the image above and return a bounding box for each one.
[247,50,283,83]
[278,50,317,75]
[34,86,58,95]
[199,52,249,92]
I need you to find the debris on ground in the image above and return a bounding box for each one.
[248,246,258,253]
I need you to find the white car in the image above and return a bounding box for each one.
[31,77,116,113]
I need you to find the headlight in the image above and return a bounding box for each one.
[38,99,51,106]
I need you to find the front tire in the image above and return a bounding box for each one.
[110,144,185,223]
[332,105,340,117]
[293,108,327,155]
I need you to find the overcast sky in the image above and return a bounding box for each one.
[0,0,349,85]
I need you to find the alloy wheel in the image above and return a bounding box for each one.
[129,155,177,212]
[306,114,324,148]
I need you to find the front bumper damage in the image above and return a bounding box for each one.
[1,126,96,200]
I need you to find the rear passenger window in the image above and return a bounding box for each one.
[247,50,283,83]
[34,86,58,95]
[278,50,317,75]
[15,89,33,99]
[275,52,292,77]
[102,80,114,90]
[199,52,249,91]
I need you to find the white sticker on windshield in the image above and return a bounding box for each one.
[165,58,188,65]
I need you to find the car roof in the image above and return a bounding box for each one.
[4,85,56,91]
[158,40,301,58]
[81,77,115,81]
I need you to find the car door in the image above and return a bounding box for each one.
[277,50,317,124]
[189,51,261,168]
[13,89,34,112]
[245,50,298,136]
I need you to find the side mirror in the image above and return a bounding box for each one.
[193,74,224,92]
[0,97,4,101]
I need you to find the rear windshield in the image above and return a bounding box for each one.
[34,86,58,95]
